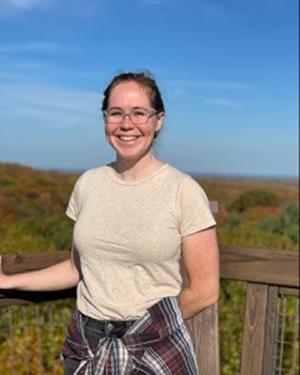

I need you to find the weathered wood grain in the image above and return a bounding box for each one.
[1,246,298,375]
[241,283,268,375]
[181,252,219,374]
[187,303,220,375]
[262,286,279,375]
[220,247,298,287]
[278,286,299,297]
[2,247,298,288]
[1,251,70,275]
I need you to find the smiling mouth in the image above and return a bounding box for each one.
[117,135,140,142]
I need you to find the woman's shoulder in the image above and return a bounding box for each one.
[163,165,210,202]
[72,166,108,190]
[164,164,198,185]
[79,165,108,179]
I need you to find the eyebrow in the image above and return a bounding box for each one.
[107,106,149,111]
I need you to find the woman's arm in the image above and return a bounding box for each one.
[178,226,219,320]
[0,245,81,292]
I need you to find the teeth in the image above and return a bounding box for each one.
[119,136,138,141]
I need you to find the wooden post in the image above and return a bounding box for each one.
[262,286,280,375]
[187,302,220,375]
[241,283,268,375]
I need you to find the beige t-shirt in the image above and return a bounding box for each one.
[66,164,216,320]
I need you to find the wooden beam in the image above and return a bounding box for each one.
[278,287,299,297]
[2,251,70,275]
[2,247,298,288]
[220,247,299,288]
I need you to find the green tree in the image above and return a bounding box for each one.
[229,189,279,213]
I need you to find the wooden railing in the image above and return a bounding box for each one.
[186,247,299,375]
[0,247,299,374]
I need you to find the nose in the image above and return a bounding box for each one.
[120,114,134,129]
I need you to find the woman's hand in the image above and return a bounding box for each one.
[178,226,219,320]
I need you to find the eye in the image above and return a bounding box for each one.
[108,110,124,117]
[131,109,148,117]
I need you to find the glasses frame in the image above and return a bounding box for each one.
[103,108,159,125]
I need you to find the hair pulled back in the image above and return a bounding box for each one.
[101,71,165,114]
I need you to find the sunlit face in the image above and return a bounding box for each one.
[104,81,164,162]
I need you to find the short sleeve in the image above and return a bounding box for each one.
[177,177,216,237]
[66,174,85,221]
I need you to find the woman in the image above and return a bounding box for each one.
[0,71,219,374]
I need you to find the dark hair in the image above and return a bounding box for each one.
[101,71,165,114]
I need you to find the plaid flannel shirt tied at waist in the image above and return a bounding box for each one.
[60,296,198,375]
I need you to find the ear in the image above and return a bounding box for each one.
[154,112,164,132]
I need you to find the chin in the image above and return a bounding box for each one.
[116,147,151,163]
[117,152,143,162]
[113,143,152,161]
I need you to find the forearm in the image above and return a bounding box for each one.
[0,259,80,292]
[178,286,219,320]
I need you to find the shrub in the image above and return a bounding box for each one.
[229,189,279,213]
[258,202,299,245]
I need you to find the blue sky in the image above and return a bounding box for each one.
[0,0,298,177]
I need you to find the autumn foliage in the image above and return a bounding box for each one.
[0,163,298,374]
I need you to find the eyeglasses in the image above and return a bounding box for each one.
[103,108,158,125]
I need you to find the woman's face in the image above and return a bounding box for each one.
[104,81,164,163]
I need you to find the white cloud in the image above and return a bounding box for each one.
[0,41,81,54]
[171,87,185,97]
[165,78,250,103]
[0,58,56,86]
[0,82,101,128]
[8,0,48,8]
[0,0,53,12]
[0,70,19,80]
[204,98,243,110]
[169,79,251,92]
[0,0,104,15]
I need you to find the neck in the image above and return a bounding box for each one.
[110,153,164,182]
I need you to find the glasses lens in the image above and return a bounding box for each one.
[105,109,156,124]
[130,109,149,124]
[106,110,124,123]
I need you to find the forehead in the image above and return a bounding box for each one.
[108,81,151,108]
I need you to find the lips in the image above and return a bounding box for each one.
[116,135,141,145]
[118,135,139,141]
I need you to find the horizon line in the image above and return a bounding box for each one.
[1,161,298,181]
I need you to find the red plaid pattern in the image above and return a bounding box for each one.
[61,297,198,374]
